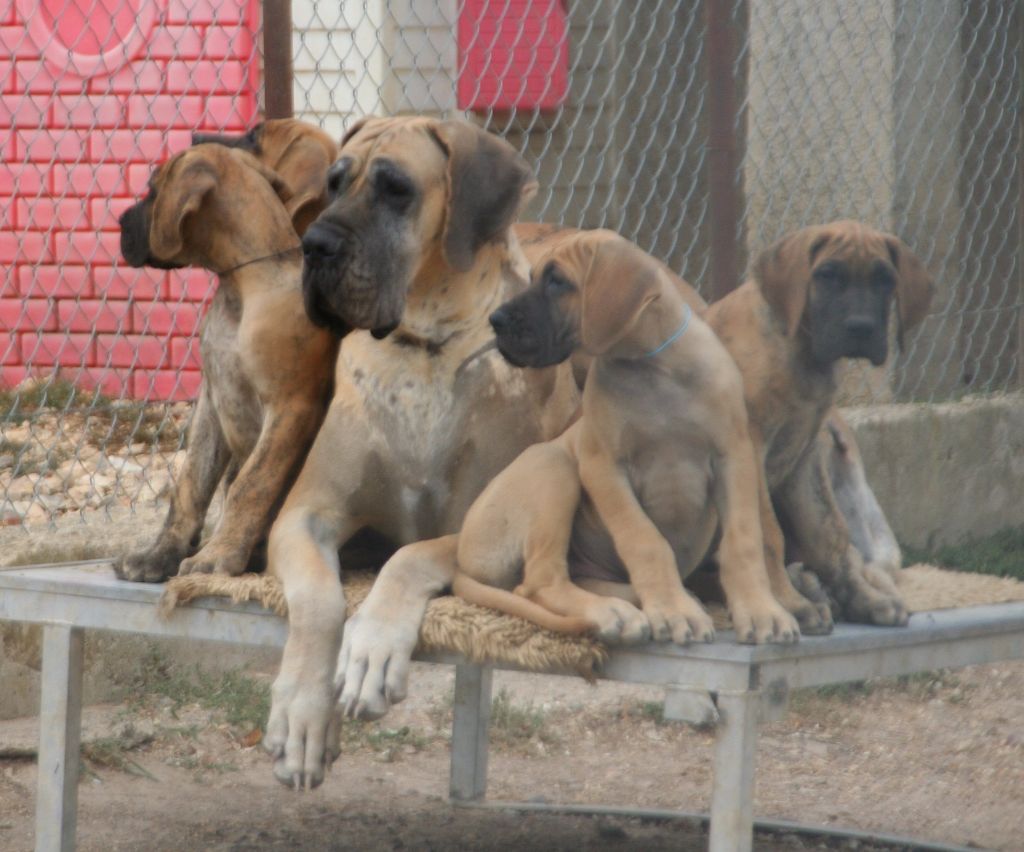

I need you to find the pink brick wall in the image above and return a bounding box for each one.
[1,0,260,401]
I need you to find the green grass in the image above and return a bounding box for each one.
[341,724,433,762]
[0,377,80,421]
[80,724,158,780]
[903,527,1024,581]
[1,375,186,451]
[130,646,271,733]
[489,688,557,747]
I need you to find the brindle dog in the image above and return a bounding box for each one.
[115,142,338,582]
[192,118,339,237]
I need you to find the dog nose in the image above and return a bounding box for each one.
[302,222,344,263]
[489,307,511,334]
[843,316,876,338]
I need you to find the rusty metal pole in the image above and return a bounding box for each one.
[263,0,294,119]
[705,0,745,302]
[1019,6,1024,389]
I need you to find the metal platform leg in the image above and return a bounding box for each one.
[35,623,84,852]
[708,690,759,852]
[449,663,492,802]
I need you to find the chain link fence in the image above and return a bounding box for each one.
[2,0,1021,531]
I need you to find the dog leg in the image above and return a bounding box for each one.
[263,498,351,791]
[777,450,908,627]
[179,401,323,577]
[521,571,650,644]
[456,438,650,644]
[750,433,834,635]
[115,385,230,582]
[713,433,800,644]
[579,448,714,645]
[336,535,460,721]
[823,416,903,581]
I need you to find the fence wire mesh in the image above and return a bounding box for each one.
[1,0,1021,531]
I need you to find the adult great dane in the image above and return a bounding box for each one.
[262,116,580,789]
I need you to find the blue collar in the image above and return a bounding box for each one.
[642,304,692,358]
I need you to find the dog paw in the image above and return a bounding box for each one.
[335,614,418,721]
[644,597,715,645]
[585,599,650,645]
[845,586,909,627]
[729,598,800,645]
[779,563,834,635]
[264,671,340,791]
[178,545,248,577]
[114,543,188,583]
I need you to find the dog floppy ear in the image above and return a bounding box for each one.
[885,235,935,349]
[340,115,376,148]
[580,237,661,355]
[149,157,218,260]
[430,121,537,272]
[752,224,832,338]
[227,147,292,204]
[272,137,338,236]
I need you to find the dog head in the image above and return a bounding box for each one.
[192,118,338,236]
[753,220,935,367]
[119,144,293,271]
[489,231,663,368]
[300,116,536,338]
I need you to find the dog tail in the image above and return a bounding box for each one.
[451,574,594,636]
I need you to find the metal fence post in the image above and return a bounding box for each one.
[263,0,294,119]
[35,623,84,852]
[449,662,493,802]
[705,0,746,301]
[1019,3,1024,390]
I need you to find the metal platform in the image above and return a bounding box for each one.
[2,561,1023,851]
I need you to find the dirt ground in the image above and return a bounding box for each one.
[1,656,1022,851]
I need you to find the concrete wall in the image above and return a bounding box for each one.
[844,393,1024,550]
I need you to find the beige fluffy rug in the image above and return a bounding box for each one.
[160,564,1024,677]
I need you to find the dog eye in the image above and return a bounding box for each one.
[873,270,896,290]
[545,274,576,294]
[373,165,416,208]
[326,158,354,199]
[813,265,844,286]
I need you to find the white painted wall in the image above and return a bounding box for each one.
[291,0,458,138]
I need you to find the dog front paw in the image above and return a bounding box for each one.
[644,596,715,645]
[729,597,800,645]
[844,585,909,626]
[114,542,189,583]
[778,563,834,635]
[178,543,249,577]
[335,613,418,721]
[838,559,909,626]
[264,671,341,791]
[584,598,650,644]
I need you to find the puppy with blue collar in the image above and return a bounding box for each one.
[338,229,806,718]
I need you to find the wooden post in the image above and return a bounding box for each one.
[263,0,294,119]
[705,0,746,301]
